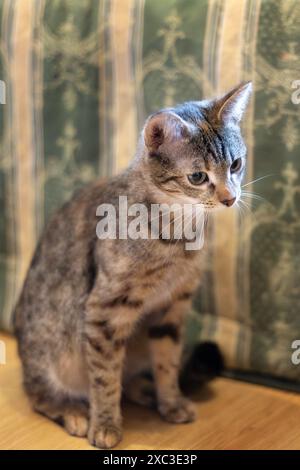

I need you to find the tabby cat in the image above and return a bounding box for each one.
[14,82,252,449]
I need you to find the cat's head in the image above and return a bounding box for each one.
[142,82,252,210]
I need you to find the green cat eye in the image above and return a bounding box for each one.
[230,158,242,173]
[188,171,209,185]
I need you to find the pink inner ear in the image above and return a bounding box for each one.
[144,113,168,151]
[150,123,164,149]
[144,112,188,151]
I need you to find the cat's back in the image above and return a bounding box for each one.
[13,178,110,338]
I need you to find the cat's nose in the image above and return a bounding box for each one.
[221,197,236,207]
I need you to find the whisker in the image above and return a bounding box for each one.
[236,199,252,223]
[241,190,273,208]
[242,174,274,188]
[241,192,264,200]
[238,198,252,214]
[236,201,246,220]
[241,194,264,206]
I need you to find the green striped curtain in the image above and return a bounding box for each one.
[1,0,300,389]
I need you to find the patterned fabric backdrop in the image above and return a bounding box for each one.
[0,0,300,389]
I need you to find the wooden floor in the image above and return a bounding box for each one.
[1,333,300,450]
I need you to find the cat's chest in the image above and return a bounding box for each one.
[136,247,202,310]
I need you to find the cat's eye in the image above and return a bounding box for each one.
[188,172,209,185]
[230,158,242,173]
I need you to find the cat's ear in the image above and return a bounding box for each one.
[210,81,252,125]
[144,111,192,152]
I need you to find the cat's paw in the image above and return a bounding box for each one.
[159,397,197,424]
[88,423,122,449]
[64,413,89,437]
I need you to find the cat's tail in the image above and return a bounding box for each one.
[180,341,224,390]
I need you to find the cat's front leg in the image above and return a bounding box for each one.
[148,294,197,424]
[84,288,141,449]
